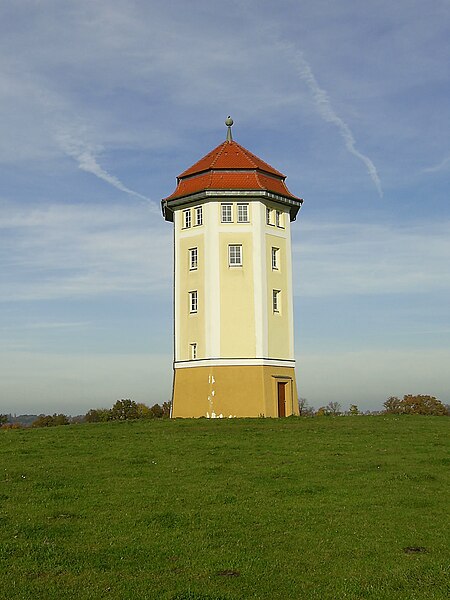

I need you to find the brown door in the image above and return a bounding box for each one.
[277,382,286,417]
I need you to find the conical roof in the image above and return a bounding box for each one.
[162,134,302,222]
[179,140,285,178]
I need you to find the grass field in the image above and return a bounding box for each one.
[1,416,449,599]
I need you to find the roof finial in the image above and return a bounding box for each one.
[225,116,233,142]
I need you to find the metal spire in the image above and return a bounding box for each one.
[225,116,233,142]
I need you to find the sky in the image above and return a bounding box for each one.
[1,0,449,415]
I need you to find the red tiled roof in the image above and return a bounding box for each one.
[165,171,295,201]
[179,140,284,178]
[164,139,301,204]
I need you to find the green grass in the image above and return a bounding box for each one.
[1,416,449,599]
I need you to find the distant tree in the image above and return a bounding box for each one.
[348,404,360,416]
[84,408,111,423]
[31,413,69,427]
[136,403,152,419]
[70,415,85,424]
[144,402,172,419]
[110,399,139,421]
[384,395,447,416]
[149,403,164,419]
[0,414,8,425]
[161,401,171,418]
[402,394,447,416]
[298,398,314,416]
[316,406,328,417]
[32,414,53,428]
[9,414,38,427]
[326,401,341,416]
[53,414,69,426]
[383,396,402,414]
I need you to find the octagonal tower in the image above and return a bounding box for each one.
[162,118,303,417]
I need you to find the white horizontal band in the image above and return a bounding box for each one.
[174,358,296,369]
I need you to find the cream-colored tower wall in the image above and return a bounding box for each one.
[175,209,206,362]
[252,201,268,357]
[174,200,295,364]
[266,236,290,358]
[265,208,293,360]
[219,231,256,357]
[285,209,295,359]
[171,199,298,418]
[204,201,221,358]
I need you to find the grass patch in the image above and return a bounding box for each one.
[0,416,449,599]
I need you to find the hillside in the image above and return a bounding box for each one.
[1,416,449,600]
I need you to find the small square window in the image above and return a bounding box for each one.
[190,343,197,359]
[228,244,242,266]
[189,247,198,270]
[272,289,280,313]
[189,290,198,313]
[183,209,191,229]
[194,206,203,226]
[237,203,249,223]
[221,203,233,223]
[271,247,279,270]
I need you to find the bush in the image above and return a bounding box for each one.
[32,414,70,428]
[84,408,112,423]
[383,395,448,416]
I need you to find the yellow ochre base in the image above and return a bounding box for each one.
[171,364,298,418]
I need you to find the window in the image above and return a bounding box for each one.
[189,290,198,313]
[272,289,280,313]
[237,203,249,223]
[221,203,233,223]
[276,210,283,228]
[266,207,272,225]
[189,247,198,270]
[190,343,197,359]
[194,206,203,226]
[183,209,191,229]
[271,247,279,270]
[228,244,242,266]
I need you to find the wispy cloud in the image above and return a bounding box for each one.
[278,42,383,197]
[0,202,171,301]
[55,128,155,206]
[423,154,450,173]
[294,220,450,296]
[27,321,91,330]
[3,200,448,302]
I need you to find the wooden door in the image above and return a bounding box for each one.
[277,382,286,417]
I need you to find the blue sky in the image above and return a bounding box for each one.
[1,0,449,415]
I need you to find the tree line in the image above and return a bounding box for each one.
[1,394,448,429]
[0,399,171,429]
[298,395,449,417]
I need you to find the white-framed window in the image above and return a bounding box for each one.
[189,290,198,313]
[228,244,242,266]
[272,289,280,313]
[189,247,198,270]
[190,343,197,360]
[266,207,273,225]
[276,210,283,228]
[194,206,203,226]
[183,209,191,229]
[237,203,249,223]
[271,247,279,270]
[221,203,233,223]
